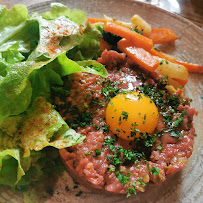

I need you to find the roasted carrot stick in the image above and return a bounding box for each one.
[173,78,188,86]
[176,61,203,73]
[87,17,107,24]
[150,48,172,61]
[99,38,112,51]
[150,49,203,73]
[148,28,178,44]
[117,38,159,72]
[104,22,153,51]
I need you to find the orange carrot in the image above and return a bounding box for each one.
[150,49,203,73]
[99,38,112,51]
[117,38,159,72]
[173,78,188,86]
[87,17,107,24]
[176,61,203,73]
[104,22,153,51]
[148,28,178,44]
[150,48,171,61]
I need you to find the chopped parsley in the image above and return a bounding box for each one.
[65,186,70,191]
[157,144,162,150]
[75,191,83,197]
[101,79,120,100]
[108,166,115,171]
[147,165,160,176]
[172,117,184,128]
[132,26,143,35]
[103,137,116,152]
[106,155,112,161]
[63,104,93,129]
[126,182,137,198]
[159,60,169,65]
[153,46,160,52]
[84,151,93,156]
[170,131,182,138]
[93,149,101,158]
[73,185,78,189]
[115,171,131,185]
[121,111,129,120]
[164,76,168,82]
[137,94,142,100]
[103,137,145,167]
[46,187,54,196]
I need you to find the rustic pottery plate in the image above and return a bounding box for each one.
[0,0,202,202]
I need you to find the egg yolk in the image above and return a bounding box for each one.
[105,92,159,140]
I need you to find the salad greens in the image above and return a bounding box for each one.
[67,23,103,60]
[0,2,107,193]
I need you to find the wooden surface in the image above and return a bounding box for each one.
[175,0,203,27]
[136,0,203,27]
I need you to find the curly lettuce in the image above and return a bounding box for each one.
[0,97,85,187]
[67,23,103,60]
[42,2,86,25]
[0,149,25,186]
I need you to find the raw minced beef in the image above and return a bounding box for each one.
[55,50,195,195]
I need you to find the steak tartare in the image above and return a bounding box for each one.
[55,50,195,196]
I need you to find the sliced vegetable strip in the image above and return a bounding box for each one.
[151,49,203,74]
[176,61,203,73]
[173,78,188,86]
[150,48,172,61]
[87,17,107,24]
[104,22,153,51]
[148,28,178,44]
[117,38,159,72]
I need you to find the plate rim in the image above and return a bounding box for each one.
[27,0,203,34]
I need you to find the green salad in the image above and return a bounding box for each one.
[0,2,107,194]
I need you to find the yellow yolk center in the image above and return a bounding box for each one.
[105,92,159,140]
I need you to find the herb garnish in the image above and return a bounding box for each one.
[93,149,101,158]
[121,111,129,120]
[126,182,137,197]
[115,171,131,185]
[147,164,160,176]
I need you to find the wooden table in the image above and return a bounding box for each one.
[137,0,203,27]
[1,0,203,28]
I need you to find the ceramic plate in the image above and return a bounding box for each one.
[0,0,202,202]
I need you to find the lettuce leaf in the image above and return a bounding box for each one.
[76,60,108,77]
[0,149,25,186]
[0,4,29,32]
[0,59,50,120]
[42,3,86,25]
[29,67,63,102]
[0,18,39,59]
[28,14,82,61]
[0,147,61,189]
[67,23,102,60]
[0,96,85,186]
[19,97,85,157]
[0,42,25,63]
[0,97,85,157]
[51,52,108,77]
